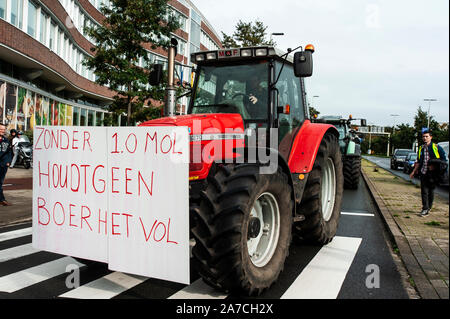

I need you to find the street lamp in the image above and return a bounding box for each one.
[312,95,319,108]
[423,98,437,129]
[270,32,284,43]
[390,114,399,130]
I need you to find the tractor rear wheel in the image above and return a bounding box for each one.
[190,164,293,295]
[343,156,361,189]
[294,133,343,245]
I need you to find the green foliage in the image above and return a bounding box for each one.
[309,106,320,119]
[414,106,442,145]
[83,0,179,126]
[391,123,415,150]
[221,19,275,48]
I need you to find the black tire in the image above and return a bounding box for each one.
[190,164,293,295]
[294,133,343,245]
[24,161,31,169]
[343,156,361,189]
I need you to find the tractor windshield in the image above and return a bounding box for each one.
[191,62,269,120]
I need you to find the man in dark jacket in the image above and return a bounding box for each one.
[0,123,13,206]
[410,129,447,216]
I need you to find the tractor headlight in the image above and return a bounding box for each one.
[195,54,205,62]
[206,52,217,60]
[255,48,268,56]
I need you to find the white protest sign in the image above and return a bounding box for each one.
[32,126,190,285]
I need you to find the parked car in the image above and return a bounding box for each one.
[437,141,449,186]
[403,152,417,174]
[390,149,415,170]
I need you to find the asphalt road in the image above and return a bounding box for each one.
[0,175,409,300]
[363,155,449,201]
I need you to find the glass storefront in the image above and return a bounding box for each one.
[0,78,109,131]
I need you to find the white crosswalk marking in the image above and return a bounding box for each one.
[0,243,40,262]
[341,211,375,217]
[0,257,84,293]
[168,278,228,299]
[0,224,363,299]
[281,236,362,299]
[60,272,148,299]
[0,227,32,242]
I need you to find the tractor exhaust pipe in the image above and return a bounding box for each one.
[165,38,178,117]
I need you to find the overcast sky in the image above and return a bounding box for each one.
[192,0,449,127]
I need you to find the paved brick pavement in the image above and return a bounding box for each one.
[362,159,449,299]
[0,167,32,226]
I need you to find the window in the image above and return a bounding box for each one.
[64,36,69,62]
[80,108,87,126]
[11,0,23,28]
[96,112,103,126]
[73,106,80,125]
[275,61,304,159]
[57,29,63,56]
[27,1,37,37]
[49,22,56,50]
[39,11,48,44]
[88,110,94,126]
[0,0,6,20]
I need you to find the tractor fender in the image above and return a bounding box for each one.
[288,120,339,174]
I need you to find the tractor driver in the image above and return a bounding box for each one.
[245,75,268,119]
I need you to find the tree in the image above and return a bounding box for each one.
[391,123,415,150]
[413,106,440,145]
[309,106,320,119]
[221,19,275,48]
[83,0,179,126]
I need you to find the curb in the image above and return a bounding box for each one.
[361,168,439,299]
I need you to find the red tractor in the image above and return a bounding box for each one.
[140,44,343,295]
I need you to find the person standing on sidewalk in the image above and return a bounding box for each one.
[410,129,447,216]
[9,129,19,169]
[0,123,13,206]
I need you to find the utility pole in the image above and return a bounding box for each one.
[390,114,399,155]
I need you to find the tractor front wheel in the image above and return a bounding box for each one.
[190,164,293,295]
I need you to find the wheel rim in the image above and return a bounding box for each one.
[321,157,336,222]
[247,192,280,268]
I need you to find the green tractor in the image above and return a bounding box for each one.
[314,115,366,189]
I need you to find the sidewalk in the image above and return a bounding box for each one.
[362,159,449,299]
[0,167,32,227]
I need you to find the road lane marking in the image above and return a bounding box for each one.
[281,236,362,299]
[0,227,32,242]
[341,211,375,217]
[60,272,147,299]
[0,243,39,262]
[0,257,83,293]
[168,278,228,299]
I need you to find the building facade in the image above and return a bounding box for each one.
[0,0,222,132]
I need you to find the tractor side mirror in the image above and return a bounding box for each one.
[361,119,367,127]
[149,64,163,86]
[293,50,313,77]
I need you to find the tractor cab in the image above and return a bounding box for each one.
[188,46,314,160]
